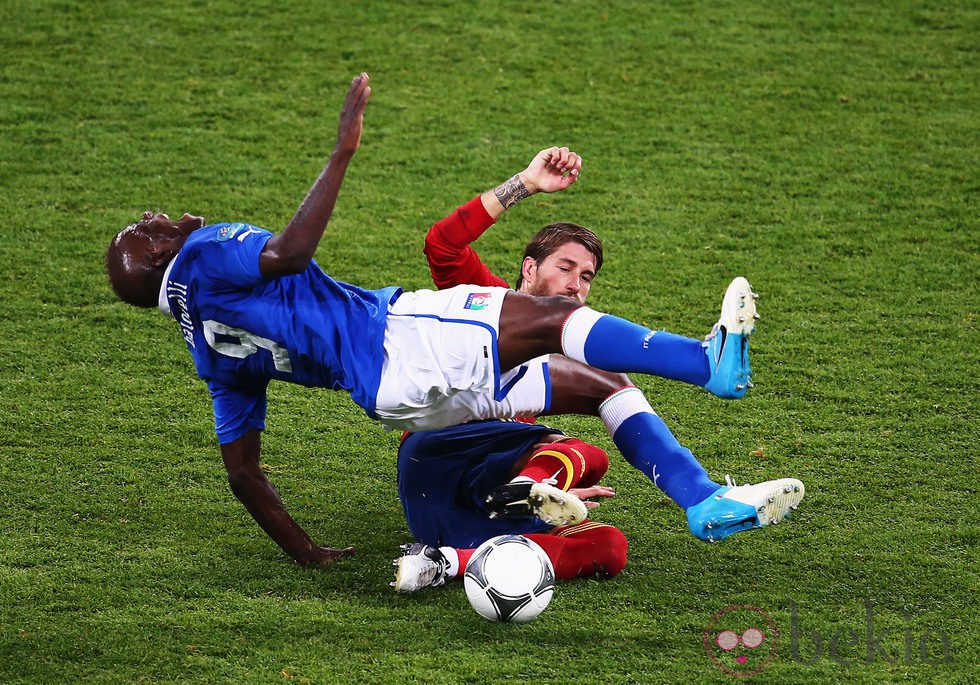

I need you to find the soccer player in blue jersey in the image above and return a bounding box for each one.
[105,73,803,566]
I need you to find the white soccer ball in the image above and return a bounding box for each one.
[463,534,555,623]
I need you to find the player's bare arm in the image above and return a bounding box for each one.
[260,73,372,278]
[220,430,356,565]
[480,146,582,220]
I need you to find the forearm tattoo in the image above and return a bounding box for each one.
[494,174,531,210]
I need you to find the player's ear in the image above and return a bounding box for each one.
[521,256,537,283]
[147,238,175,268]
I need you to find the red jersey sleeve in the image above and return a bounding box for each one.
[424,195,511,289]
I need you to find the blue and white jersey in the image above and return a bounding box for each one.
[158,222,401,444]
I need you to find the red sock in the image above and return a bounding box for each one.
[453,524,627,580]
[453,547,473,577]
[525,522,628,580]
[517,440,609,491]
[560,438,610,488]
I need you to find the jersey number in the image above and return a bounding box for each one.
[202,320,293,373]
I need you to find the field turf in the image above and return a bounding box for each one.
[1,1,976,682]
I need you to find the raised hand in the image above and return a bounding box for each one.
[336,72,372,155]
[520,146,582,194]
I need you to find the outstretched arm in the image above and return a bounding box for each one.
[260,73,372,278]
[424,146,582,289]
[480,146,582,220]
[220,430,355,564]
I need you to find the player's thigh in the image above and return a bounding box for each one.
[544,355,632,416]
[497,292,581,371]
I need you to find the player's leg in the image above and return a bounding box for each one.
[483,436,609,525]
[545,356,722,509]
[509,437,610,490]
[546,357,806,541]
[397,421,561,547]
[526,522,628,580]
[392,522,628,591]
[497,277,758,399]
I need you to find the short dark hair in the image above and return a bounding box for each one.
[515,222,603,290]
[104,227,160,308]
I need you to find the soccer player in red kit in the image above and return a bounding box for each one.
[392,147,802,591]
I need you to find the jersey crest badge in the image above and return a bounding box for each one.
[216,223,248,241]
[464,292,492,310]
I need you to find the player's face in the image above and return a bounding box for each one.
[129,211,206,240]
[112,212,204,266]
[521,242,597,304]
[115,212,205,260]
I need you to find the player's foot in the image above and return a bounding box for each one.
[687,476,804,542]
[391,543,451,592]
[484,481,588,526]
[704,276,758,399]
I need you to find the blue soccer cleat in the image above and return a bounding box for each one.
[704,276,759,399]
[686,476,805,542]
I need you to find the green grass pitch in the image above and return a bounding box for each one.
[1,1,976,682]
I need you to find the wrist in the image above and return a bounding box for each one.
[493,173,533,211]
[330,144,357,162]
[516,171,539,195]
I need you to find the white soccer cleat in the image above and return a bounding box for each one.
[391,543,451,593]
[484,481,588,526]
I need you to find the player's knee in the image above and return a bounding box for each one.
[594,525,628,577]
[570,523,627,578]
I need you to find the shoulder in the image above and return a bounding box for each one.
[198,223,273,248]
[179,223,273,284]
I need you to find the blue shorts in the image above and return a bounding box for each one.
[397,420,563,548]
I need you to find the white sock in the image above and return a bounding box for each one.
[439,546,460,577]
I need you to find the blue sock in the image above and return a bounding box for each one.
[600,388,719,509]
[562,309,710,387]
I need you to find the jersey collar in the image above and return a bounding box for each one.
[157,257,178,317]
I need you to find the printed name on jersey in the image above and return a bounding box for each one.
[167,279,196,348]
[464,292,492,310]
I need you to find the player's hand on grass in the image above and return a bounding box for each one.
[298,545,356,565]
[569,485,615,509]
[519,146,581,194]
